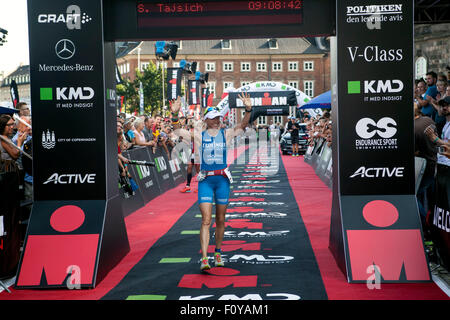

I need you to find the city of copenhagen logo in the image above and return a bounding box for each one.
[37,5,93,30]
[42,130,56,149]
[354,117,398,150]
[41,129,97,150]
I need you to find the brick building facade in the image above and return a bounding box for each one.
[116,38,331,126]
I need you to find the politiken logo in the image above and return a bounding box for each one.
[345,4,404,26]
[37,5,92,30]
[355,117,398,150]
[55,39,75,60]
[350,166,405,178]
[43,173,96,185]
[347,46,403,63]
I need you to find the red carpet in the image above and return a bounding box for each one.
[283,154,449,300]
[0,146,247,300]
[2,148,448,300]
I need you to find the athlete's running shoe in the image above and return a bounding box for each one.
[200,257,211,272]
[180,186,191,193]
[214,252,224,267]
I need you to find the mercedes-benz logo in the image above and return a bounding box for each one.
[55,39,75,60]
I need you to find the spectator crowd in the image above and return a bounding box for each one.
[1,67,449,279]
[413,70,450,269]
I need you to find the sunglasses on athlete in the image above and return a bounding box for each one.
[203,106,220,116]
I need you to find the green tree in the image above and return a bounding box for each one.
[136,61,165,116]
[116,79,138,114]
[116,61,167,116]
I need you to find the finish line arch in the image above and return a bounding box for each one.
[15,0,430,289]
[216,81,324,123]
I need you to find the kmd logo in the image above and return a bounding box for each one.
[42,130,56,149]
[40,87,95,101]
[38,5,92,30]
[355,117,398,150]
[137,165,151,179]
[348,80,404,94]
[155,157,168,172]
[348,79,404,102]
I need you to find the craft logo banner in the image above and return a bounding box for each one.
[188,80,201,106]
[28,0,107,200]
[166,67,182,101]
[17,0,130,289]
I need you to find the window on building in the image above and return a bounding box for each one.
[223,81,234,91]
[207,82,216,98]
[304,80,314,97]
[120,63,130,74]
[256,62,267,72]
[258,116,267,125]
[415,57,427,80]
[174,40,182,50]
[274,115,283,125]
[241,62,251,72]
[140,62,149,71]
[289,106,296,118]
[288,81,299,89]
[221,39,231,49]
[241,81,251,87]
[268,39,278,49]
[272,62,282,72]
[223,62,233,72]
[303,61,314,71]
[156,61,167,69]
[205,62,216,72]
[288,61,298,71]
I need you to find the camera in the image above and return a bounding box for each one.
[438,146,446,154]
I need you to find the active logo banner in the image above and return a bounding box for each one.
[330,0,430,284]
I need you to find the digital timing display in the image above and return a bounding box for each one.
[137,1,303,28]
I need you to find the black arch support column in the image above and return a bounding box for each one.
[15,0,129,289]
[329,0,431,283]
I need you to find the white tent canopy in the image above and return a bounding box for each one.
[216,81,323,123]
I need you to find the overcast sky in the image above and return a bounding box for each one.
[0,0,29,76]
